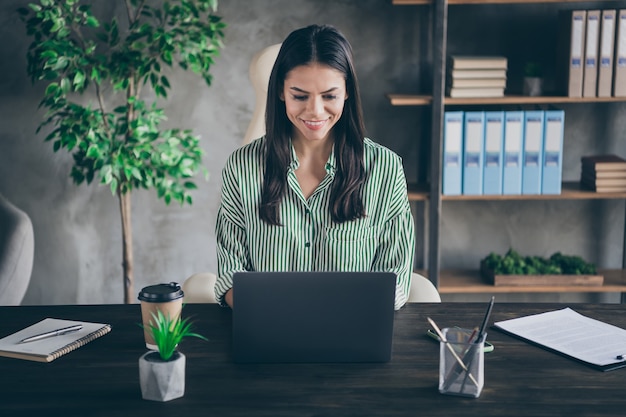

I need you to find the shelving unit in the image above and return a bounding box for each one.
[391,0,626,298]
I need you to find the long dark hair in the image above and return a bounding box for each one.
[260,24,366,225]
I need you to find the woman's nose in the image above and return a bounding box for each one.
[306,96,324,116]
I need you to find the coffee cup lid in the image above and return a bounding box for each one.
[138,282,184,302]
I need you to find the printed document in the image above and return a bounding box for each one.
[494,307,626,370]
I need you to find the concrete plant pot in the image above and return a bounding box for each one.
[139,351,186,402]
[523,77,543,97]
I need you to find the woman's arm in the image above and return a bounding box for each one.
[215,154,251,307]
[371,159,415,310]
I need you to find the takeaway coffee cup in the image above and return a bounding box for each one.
[138,282,184,350]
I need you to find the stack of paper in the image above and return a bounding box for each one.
[494,307,626,372]
[580,154,626,192]
[446,56,507,98]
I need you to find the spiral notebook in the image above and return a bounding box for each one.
[0,318,111,362]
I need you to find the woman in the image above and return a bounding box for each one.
[215,24,414,309]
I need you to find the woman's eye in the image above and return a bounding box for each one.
[324,95,338,100]
[292,95,307,101]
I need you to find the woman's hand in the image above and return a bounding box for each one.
[225,288,234,308]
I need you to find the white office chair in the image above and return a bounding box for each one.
[408,272,441,303]
[242,43,281,145]
[0,194,34,305]
[182,272,217,303]
[182,271,441,304]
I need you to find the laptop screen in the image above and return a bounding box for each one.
[232,271,396,363]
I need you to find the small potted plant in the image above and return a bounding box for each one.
[139,310,207,402]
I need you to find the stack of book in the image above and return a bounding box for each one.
[446,55,507,98]
[580,154,626,192]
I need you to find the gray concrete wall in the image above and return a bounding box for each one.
[0,1,624,305]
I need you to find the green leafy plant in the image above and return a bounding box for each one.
[18,0,226,303]
[524,62,543,78]
[481,248,596,275]
[143,309,208,361]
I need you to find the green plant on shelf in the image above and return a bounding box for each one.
[524,62,543,78]
[481,249,596,275]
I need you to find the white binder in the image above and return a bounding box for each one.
[614,10,626,96]
[483,111,504,195]
[583,10,601,97]
[597,10,616,97]
[442,112,464,196]
[541,111,565,195]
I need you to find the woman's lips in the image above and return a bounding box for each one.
[302,119,327,130]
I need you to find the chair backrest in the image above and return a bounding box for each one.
[0,194,34,305]
[182,272,217,303]
[242,43,281,145]
[408,272,441,303]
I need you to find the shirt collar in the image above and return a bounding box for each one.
[288,140,337,174]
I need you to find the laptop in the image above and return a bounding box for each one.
[232,271,396,363]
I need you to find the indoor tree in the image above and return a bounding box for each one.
[18,0,226,303]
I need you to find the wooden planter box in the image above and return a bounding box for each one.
[480,262,604,287]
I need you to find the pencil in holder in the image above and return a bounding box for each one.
[438,327,486,398]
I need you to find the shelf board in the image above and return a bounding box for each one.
[437,269,626,293]
[407,182,626,201]
[392,0,620,5]
[387,94,432,106]
[407,183,429,201]
[443,181,626,200]
[392,0,430,4]
[388,94,626,106]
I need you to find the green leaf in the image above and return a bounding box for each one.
[73,71,85,88]
[44,82,59,96]
[85,16,99,28]
[143,308,208,361]
[86,144,100,159]
[60,77,70,93]
[109,178,118,195]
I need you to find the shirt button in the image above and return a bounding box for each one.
[305,209,311,215]
[305,242,311,248]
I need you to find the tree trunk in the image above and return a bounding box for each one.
[119,191,134,304]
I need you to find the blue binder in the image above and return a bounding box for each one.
[442,112,464,195]
[462,111,485,195]
[502,111,524,195]
[522,111,545,195]
[483,111,505,195]
[541,110,565,194]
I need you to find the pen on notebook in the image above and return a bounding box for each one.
[427,317,479,387]
[17,324,83,344]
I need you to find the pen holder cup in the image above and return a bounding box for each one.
[439,327,486,398]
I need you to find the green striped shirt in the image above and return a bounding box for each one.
[215,137,415,310]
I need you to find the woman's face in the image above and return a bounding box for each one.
[281,63,348,144]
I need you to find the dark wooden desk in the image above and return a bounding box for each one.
[1,303,625,416]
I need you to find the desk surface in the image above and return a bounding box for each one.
[1,303,625,416]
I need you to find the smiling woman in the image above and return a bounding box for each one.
[282,63,347,198]
[214,24,415,311]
